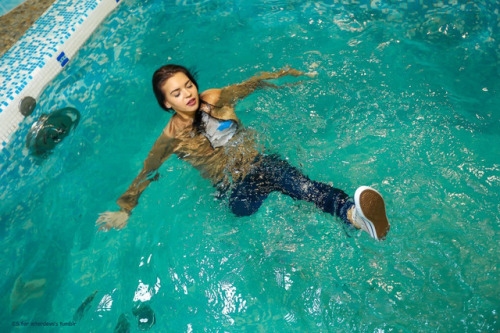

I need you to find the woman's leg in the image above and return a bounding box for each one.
[229,167,273,217]
[229,155,354,223]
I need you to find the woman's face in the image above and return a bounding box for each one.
[161,72,199,114]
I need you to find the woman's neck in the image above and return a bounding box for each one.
[175,111,196,122]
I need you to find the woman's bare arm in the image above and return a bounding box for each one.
[116,132,175,212]
[213,67,316,107]
[96,131,175,231]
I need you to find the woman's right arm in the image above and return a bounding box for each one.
[96,131,176,231]
[215,67,317,107]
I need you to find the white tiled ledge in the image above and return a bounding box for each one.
[0,0,123,150]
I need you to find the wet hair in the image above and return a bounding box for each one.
[152,64,199,113]
[152,64,205,134]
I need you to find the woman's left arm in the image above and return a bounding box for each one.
[206,67,316,108]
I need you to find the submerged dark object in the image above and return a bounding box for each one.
[114,313,131,333]
[19,96,37,116]
[26,107,80,157]
[73,290,98,322]
[132,303,156,331]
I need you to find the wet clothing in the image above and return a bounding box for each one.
[200,111,238,148]
[166,103,259,186]
[229,154,353,223]
[117,102,259,211]
[118,101,353,223]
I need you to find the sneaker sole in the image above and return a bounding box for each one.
[354,186,390,240]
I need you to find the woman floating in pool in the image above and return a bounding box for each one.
[97,65,390,240]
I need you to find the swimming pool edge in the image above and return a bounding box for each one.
[0,0,123,152]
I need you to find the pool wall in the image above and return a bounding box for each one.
[0,0,123,150]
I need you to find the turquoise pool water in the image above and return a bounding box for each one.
[0,0,28,16]
[1,0,499,331]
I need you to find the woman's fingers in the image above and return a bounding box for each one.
[96,212,108,226]
[98,223,111,232]
[305,71,318,78]
[96,211,129,232]
[285,68,319,78]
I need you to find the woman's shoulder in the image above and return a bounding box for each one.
[200,89,222,106]
[200,89,239,122]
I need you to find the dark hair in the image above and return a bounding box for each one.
[152,64,199,113]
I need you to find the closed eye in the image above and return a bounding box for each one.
[169,80,194,97]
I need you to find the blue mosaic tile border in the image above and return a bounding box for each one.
[0,0,122,149]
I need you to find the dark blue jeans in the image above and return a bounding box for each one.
[229,155,353,223]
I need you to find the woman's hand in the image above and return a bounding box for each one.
[96,210,130,231]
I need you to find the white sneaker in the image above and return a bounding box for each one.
[352,186,390,240]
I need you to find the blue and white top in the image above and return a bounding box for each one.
[200,111,238,148]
